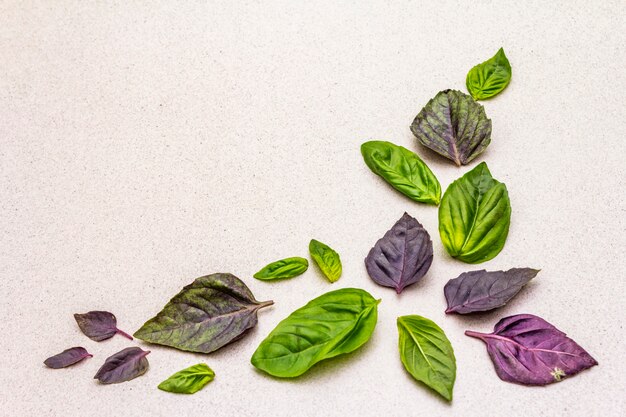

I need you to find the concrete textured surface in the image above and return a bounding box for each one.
[1,1,625,416]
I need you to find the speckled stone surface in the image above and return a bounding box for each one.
[1,1,625,416]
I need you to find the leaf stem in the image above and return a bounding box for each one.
[464,330,487,340]
[257,300,274,309]
[116,328,134,340]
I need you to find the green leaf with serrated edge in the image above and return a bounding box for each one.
[158,363,215,394]
[134,273,273,353]
[466,48,512,100]
[410,90,492,166]
[397,315,456,401]
[254,257,308,280]
[251,288,379,378]
[438,162,511,263]
[361,141,441,205]
[309,239,342,282]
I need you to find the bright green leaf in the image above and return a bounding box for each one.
[158,363,215,394]
[466,48,512,100]
[254,257,308,280]
[309,239,342,283]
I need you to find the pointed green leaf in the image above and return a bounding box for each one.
[251,288,379,378]
[254,257,308,280]
[438,162,511,263]
[397,315,456,401]
[361,141,441,205]
[309,239,342,282]
[158,363,215,394]
[466,48,512,100]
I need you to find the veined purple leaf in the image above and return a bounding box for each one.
[466,314,598,385]
[94,347,150,384]
[74,311,133,341]
[44,347,92,369]
[444,268,539,314]
[365,212,433,293]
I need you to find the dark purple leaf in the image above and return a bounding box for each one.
[74,311,133,341]
[364,212,433,293]
[444,268,539,314]
[94,347,150,384]
[44,347,92,369]
[466,314,598,385]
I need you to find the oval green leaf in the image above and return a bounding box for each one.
[158,363,215,394]
[251,288,380,378]
[309,239,342,283]
[466,47,512,100]
[361,141,441,205]
[254,257,308,280]
[439,162,511,263]
[397,315,456,401]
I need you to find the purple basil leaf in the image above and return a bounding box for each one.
[444,268,539,314]
[364,212,433,293]
[44,347,92,369]
[466,314,598,385]
[94,347,150,384]
[74,311,133,341]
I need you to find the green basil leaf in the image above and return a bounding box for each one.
[439,162,511,263]
[253,257,308,280]
[361,141,441,205]
[309,239,342,283]
[397,315,456,401]
[466,48,512,100]
[410,90,492,166]
[251,288,380,378]
[158,363,215,394]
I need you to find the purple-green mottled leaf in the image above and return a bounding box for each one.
[94,347,150,384]
[410,90,492,166]
[134,273,273,353]
[466,314,598,385]
[444,268,539,314]
[44,347,92,369]
[365,212,433,293]
[74,311,133,341]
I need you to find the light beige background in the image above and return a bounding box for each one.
[1,1,625,416]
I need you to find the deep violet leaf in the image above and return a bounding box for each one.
[94,347,150,384]
[44,347,92,369]
[444,268,539,314]
[158,363,215,394]
[134,273,273,353]
[466,314,598,385]
[74,311,133,341]
[410,90,492,166]
[364,212,433,293]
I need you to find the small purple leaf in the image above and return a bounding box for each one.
[444,268,539,314]
[74,311,133,341]
[466,314,598,385]
[94,347,150,384]
[364,212,433,293]
[44,347,92,369]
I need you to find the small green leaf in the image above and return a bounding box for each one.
[309,239,342,283]
[253,257,308,280]
[158,363,215,394]
[466,48,512,100]
[397,315,456,401]
[361,141,441,205]
[439,162,511,263]
[251,288,379,378]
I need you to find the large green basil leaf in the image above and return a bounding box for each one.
[438,162,511,263]
[254,257,308,280]
[158,363,215,394]
[397,315,456,401]
[134,273,273,353]
[410,90,492,166]
[466,48,512,100]
[309,239,342,282]
[361,141,441,205]
[251,288,379,378]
